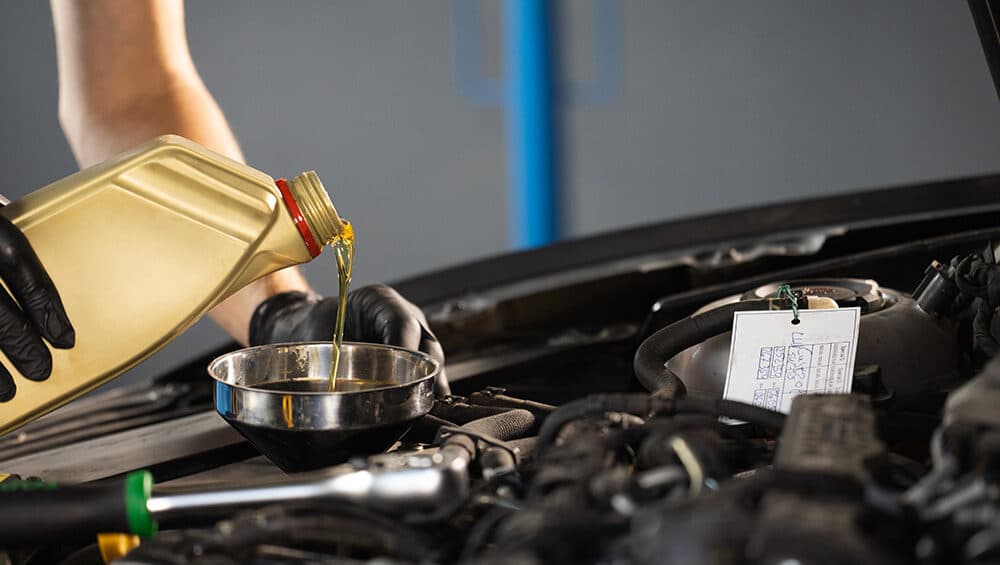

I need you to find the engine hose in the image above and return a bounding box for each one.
[431,401,515,424]
[536,394,649,451]
[633,298,791,396]
[508,437,538,461]
[462,409,537,439]
[672,396,786,430]
[442,409,537,462]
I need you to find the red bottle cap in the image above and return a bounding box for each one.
[275,178,322,257]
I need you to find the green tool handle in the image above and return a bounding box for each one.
[0,470,156,547]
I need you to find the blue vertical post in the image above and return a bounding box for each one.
[504,0,559,248]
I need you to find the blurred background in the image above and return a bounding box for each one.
[0,1,999,385]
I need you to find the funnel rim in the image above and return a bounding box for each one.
[207,341,441,396]
[210,341,438,435]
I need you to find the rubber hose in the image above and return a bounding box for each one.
[673,396,786,430]
[431,402,515,424]
[461,409,536,440]
[536,394,649,451]
[442,409,536,462]
[633,299,774,396]
[507,437,538,461]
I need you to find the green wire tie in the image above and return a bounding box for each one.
[775,284,800,324]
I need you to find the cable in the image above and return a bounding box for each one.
[669,436,704,497]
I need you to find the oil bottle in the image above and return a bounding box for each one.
[0,135,344,435]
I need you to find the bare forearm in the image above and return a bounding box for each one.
[50,0,311,345]
[59,78,245,168]
[50,0,225,158]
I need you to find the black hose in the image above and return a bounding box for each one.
[672,396,786,430]
[462,409,537,440]
[507,437,538,461]
[442,409,537,462]
[633,299,779,396]
[536,394,649,451]
[431,401,515,424]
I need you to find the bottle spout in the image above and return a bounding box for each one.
[286,171,345,246]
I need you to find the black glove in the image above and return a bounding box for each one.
[0,215,75,401]
[248,284,449,395]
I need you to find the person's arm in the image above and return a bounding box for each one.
[50,0,311,345]
[49,0,448,394]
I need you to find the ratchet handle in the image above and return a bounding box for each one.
[0,470,156,547]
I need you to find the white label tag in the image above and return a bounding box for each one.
[722,307,861,414]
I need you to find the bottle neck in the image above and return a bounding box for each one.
[282,171,343,255]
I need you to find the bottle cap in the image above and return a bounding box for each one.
[277,172,344,256]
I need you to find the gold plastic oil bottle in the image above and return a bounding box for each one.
[0,135,344,436]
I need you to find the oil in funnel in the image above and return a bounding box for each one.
[209,343,438,472]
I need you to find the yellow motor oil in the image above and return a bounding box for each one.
[327,221,355,391]
[0,135,344,436]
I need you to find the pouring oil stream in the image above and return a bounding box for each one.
[328,221,355,391]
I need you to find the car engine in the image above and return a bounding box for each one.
[2,190,1000,565]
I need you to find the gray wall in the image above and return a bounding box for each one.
[0,1,998,387]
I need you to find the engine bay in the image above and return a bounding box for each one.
[3,183,1000,564]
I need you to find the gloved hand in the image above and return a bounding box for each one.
[0,214,75,401]
[248,284,449,395]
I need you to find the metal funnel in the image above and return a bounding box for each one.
[209,342,438,472]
